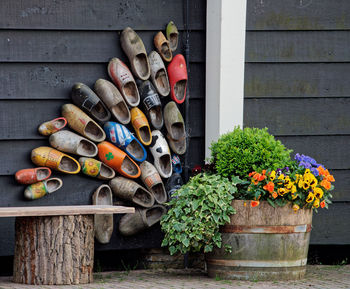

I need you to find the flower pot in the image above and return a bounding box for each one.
[206,200,313,281]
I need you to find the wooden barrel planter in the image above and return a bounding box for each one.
[206,200,313,281]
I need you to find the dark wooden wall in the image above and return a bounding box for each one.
[0,0,206,256]
[244,0,350,245]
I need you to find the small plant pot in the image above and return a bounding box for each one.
[206,200,313,281]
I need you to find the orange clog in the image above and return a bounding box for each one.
[31,146,80,174]
[15,167,51,185]
[97,141,140,179]
[130,107,152,146]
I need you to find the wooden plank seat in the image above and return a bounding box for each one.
[2,205,134,285]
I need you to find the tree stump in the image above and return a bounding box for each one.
[13,214,94,285]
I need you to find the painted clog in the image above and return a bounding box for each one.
[138,80,164,130]
[104,121,147,162]
[49,130,98,157]
[97,141,140,179]
[166,173,183,200]
[108,58,140,107]
[24,178,63,200]
[149,51,170,97]
[120,27,150,80]
[94,79,131,125]
[79,157,115,180]
[31,146,80,174]
[109,176,154,208]
[154,31,172,62]
[71,82,111,123]
[166,21,179,52]
[140,161,167,204]
[118,205,167,236]
[149,130,172,178]
[92,184,113,244]
[130,107,152,146]
[15,167,51,185]
[171,154,182,174]
[62,104,106,142]
[167,54,188,104]
[38,117,67,136]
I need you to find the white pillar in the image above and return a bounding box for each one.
[205,0,247,158]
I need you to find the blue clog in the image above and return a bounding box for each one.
[171,154,182,174]
[104,122,147,162]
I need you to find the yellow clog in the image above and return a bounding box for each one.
[130,107,152,146]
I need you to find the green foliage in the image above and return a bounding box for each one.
[160,173,242,255]
[210,127,292,180]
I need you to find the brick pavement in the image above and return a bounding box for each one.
[0,265,349,289]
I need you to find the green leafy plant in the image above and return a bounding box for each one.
[210,127,292,181]
[161,173,242,255]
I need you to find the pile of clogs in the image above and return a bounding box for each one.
[14,22,187,243]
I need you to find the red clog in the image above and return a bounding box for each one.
[167,54,188,104]
[15,167,52,185]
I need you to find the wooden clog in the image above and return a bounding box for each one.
[166,21,179,52]
[130,107,152,146]
[79,157,115,180]
[138,80,164,130]
[31,146,80,174]
[38,117,67,136]
[15,167,51,185]
[94,79,131,125]
[154,31,172,62]
[140,161,167,204]
[71,83,111,123]
[149,130,172,178]
[166,173,183,200]
[49,130,98,157]
[97,141,141,179]
[104,121,147,162]
[118,205,167,236]
[171,154,182,174]
[61,104,106,142]
[120,27,150,80]
[149,51,170,97]
[24,178,63,200]
[109,176,154,208]
[92,185,113,244]
[108,58,140,107]
[167,54,188,104]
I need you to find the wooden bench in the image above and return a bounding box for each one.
[0,205,134,285]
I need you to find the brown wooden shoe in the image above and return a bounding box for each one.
[166,21,179,52]
[120,27,150,80]
[118,205,167,236]
[109,176,154,208]
[140,161,167,204]
[94,79,131,125]
[92,184,113,244]
[149,51,170,97]
[108,58,140,107]
[154,31,172,62]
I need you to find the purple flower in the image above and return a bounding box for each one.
[311,167,319,177]
[294,153,302,162]
[283,167,290,173]
[299,161,311,169]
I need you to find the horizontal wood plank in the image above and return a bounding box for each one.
[0,205,134,217]
[0,63,204,100]
[247,0,350,31]
[276,136,350,170]
[0,99,204,140]
[0,0,205,30]
[0,30,204,63]
[311,203,350,245]
[245,63,350,98]
[246,31,350,62]
[244,98,350,135]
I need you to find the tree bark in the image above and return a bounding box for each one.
[13,215,94,285]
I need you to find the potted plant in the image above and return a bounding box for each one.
[161,127,335,281]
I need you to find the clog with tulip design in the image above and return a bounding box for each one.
[24,178,63,200]
[79,157,115,180]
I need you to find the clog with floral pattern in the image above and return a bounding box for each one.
[79,157,115,180]
[24,178,63,200]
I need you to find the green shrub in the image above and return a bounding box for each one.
[210,127,292,180]
[161,173,242,255]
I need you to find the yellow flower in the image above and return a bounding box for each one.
[306,193,315,203]
[314,187,324,199]
[278,188,289,196]
[292,204,300,212]
[302,182,310,190]
[269,170,276,181]
[278,174,285,180]
[304,169,311,175]
[291,193,298,200]
[284,176,294,189]
[291,185,297,194]
[313,199,320,208]
[298,180,304,189]
[295,174,302,182]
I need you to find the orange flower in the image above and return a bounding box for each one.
[317,166,326,176]
[326,174,335,182]
[320,179,331,190]
[320,200,326,208]
[262,170,266,175]
[249,171,256,177]
[251,201,260,207]
[271,191,278,199]
[263,182,275,193]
